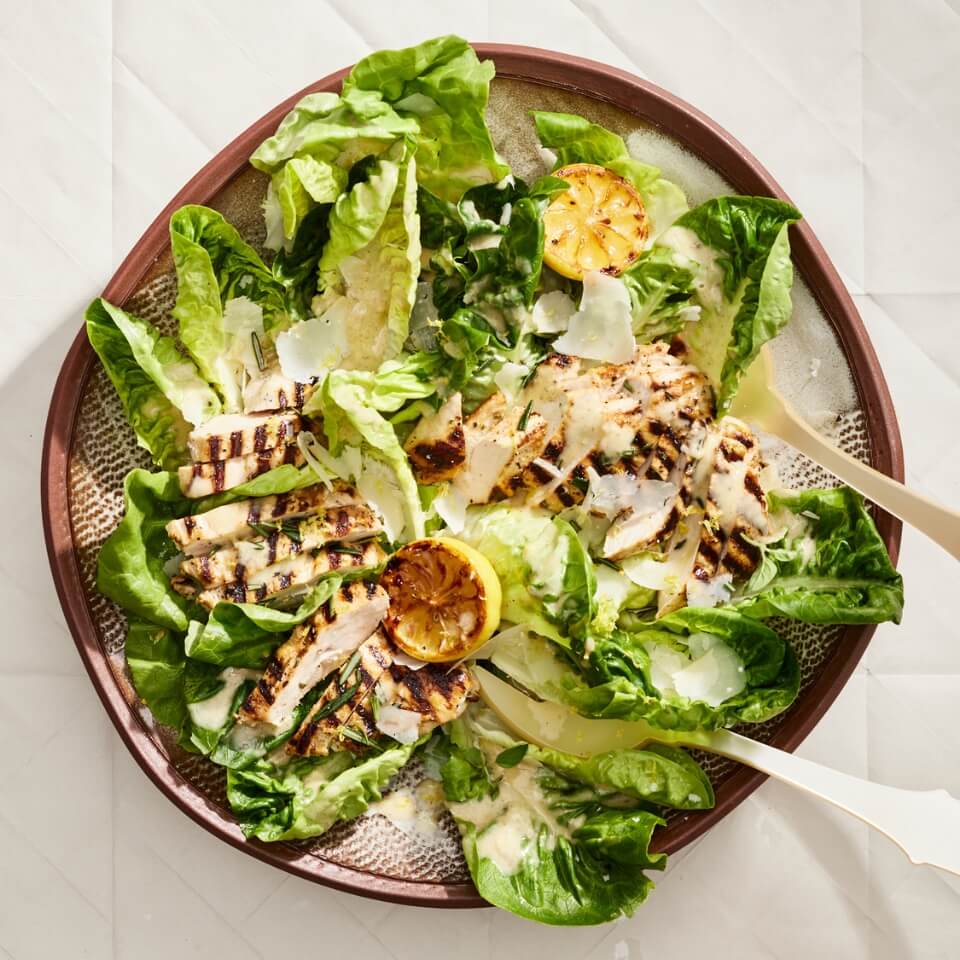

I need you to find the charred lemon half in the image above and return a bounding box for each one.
[543,162,648,280]
[381,538,502,663]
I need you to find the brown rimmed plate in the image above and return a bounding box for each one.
[41,44,903,909]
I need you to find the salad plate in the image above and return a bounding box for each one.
[42,41,903,915]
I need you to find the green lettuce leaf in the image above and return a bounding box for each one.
[312,142,421,369]
[620,246,698,342]
[492,609,798,731]
[732,486,904,624]
[85,299,220,469]
[665,196,802,413]
[226,742,418,841]
[344,35,508,200]
[305,353,440,539]
[170,205,295,410]
[532,111,689,240]
[439,706,712,925]
[459,505,596,647]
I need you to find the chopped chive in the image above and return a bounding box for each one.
[251,331,266,371]
[594,557,620,571]
[339,648,363,683]
[281,519,302,543]
[312,680,362,721]
[339,726,382,750]
[517,399,533,431]
[329,542,364,556]
[495,743,529,768]
[570,474,588,493]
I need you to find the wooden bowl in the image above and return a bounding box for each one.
[41,45,903,909]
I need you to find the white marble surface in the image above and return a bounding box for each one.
[3,1,959,956]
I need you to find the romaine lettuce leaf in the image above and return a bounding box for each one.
[732,486,904,624]
[226,741,418,841]
[664,196,802,413]
[85,299,219,469]
[344,35,508,201]
[170,205,296,410]
[532,111,689,241]
[437,706,712,925]
[458,505,596,646]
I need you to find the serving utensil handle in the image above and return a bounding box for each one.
[764,398,960,561]
[700,728,960,876]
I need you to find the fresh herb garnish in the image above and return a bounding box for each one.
[339,726,383,751]
[251,331,266,372]
[570,473,589,493]
[329,542,364,556]
[339,648,363,683]
[517,399,533,431]
[312,680,362,721]
[594,557,620,571]
[495,743,529,768]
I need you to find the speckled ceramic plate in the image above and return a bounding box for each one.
[42,45,903,908]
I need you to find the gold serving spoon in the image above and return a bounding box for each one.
[475,667,960,877]
[729,347,960,560]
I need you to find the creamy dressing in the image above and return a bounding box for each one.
[188,668,260,730]
[658,226,726,313]
[449,756,576,876]
[366,780,446,837]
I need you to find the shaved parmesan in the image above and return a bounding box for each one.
[358,456,405,542]
[586,468,677,523]
[223,297,266,378]
[375,704,423,744]
[645,633,746,707]
[433,485,468,534]
[493,361,529,400]
[276,301,349,381]
[391,650,430,672]
[552,272,636,364]
[531,290,576,334]
[686,573,734,609]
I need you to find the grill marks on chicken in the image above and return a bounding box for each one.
[287,629,478,757]
[166,481,385,609]
[238,581,389,730]
[403,394,466,483]
[187,411,302,462]
[178,444,304,498]
[166,481,364,556]
[178,505,383,585]
[689,417,768,587]
[172,539,386,610]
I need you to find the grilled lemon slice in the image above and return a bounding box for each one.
[543,163,648,280]
[381,538,502,663]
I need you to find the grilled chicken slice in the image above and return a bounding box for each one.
[171,540,387,609]
[166,481,363,556]
[178,504,383,586]
[188,411,301,462]
[655,417,768,614]
[686,416,768,601]
[238,581,389,730]
[243,371,315,413]
[288,629,478,756]
[404,394,466,484]
[178,445,304,498]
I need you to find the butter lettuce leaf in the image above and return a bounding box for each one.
[438,707,712,925]
[666,196,802,413]
[170,205,297,410]
[85,299,219,470]
[344,35,508,200]
[227,742,418,841]
[459,505,596,647]
[732,486,904,624]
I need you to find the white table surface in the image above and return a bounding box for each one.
[3,1,959,956]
